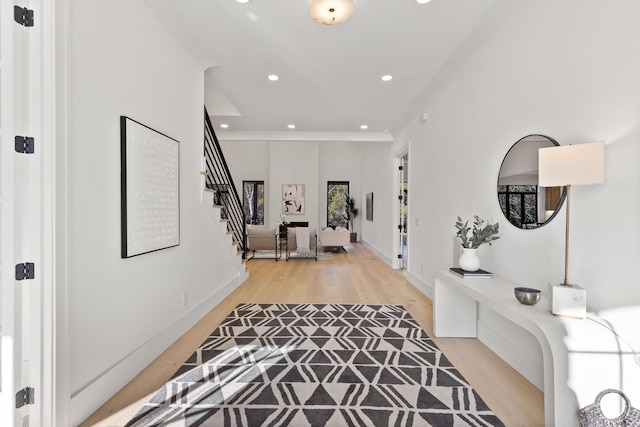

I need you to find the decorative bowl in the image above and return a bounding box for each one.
[514,287,541,305]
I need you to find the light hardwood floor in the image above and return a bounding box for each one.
[81,243,544,426]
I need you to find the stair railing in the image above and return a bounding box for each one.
[204,107,246,258]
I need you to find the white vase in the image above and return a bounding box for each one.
[459,248,480,272]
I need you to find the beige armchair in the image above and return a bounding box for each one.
[246,226,281,261]
[321,227,350,250]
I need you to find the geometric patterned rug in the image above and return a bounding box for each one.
[126,303,504,427]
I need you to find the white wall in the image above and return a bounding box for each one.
[391,0,640,396]
[269,142,320,228]
[360,143,396,263]
[394,0,640,311]
[221,140,379,241]
[66,0,243,423]
[319,142,364,234]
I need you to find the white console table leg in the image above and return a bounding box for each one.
[434,277,478,337]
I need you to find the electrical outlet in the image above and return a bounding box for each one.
[182,292,188,306]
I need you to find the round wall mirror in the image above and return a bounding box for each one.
[497,134,566,229]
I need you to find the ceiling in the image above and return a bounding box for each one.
[148,0,497,140]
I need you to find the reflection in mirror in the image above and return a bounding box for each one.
[497,134,566,229]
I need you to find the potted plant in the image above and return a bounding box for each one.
[345,196,360,242]
[454,215,500,271]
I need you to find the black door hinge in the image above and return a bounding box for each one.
[399,165,404,171]
[15,136,35,154]
[16,387,35,408]
[398,195,403,200]
[16,263,35,281]
[14,6,34,27]
[397,224,403,230]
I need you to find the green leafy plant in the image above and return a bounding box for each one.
[455,215,500,249]
[343,196,360,230]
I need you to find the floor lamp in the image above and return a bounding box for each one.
[538,142,605,319]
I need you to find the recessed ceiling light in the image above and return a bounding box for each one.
[268,74,279,81]
[235,0,250,3]
[220,124,229,128]
[288,124,296,129]
[416,0,432,4]
[381,75,393,82]
[360,125,368,130]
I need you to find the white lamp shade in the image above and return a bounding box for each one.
[309,0,354,25]
[538,142,605,187]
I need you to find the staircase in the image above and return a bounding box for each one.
[203,107,247,268]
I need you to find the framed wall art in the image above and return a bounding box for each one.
[366,192,374,221]
[121,116,180,258]
[282,184,305,215]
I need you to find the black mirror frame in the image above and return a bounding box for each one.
[497,134,567,230]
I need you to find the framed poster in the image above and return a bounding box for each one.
[121,116,180,258]
[282,184,305,215]
[366,192,374,221]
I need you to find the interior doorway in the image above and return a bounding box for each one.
[398,154,408,269]
[392,151,409,270]
[1,2,55,424]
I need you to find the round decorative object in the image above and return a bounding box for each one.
[514,287,541,305]
[458,248,480,272]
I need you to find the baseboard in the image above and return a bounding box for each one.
[406,271,434,300]
[360,240,393,267]
[70,272,246,426]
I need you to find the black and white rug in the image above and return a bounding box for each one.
[126,303,503,427]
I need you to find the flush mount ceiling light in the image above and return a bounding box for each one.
[309,0,354,25]
[268,74,279,81]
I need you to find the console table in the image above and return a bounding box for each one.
[434,270,580,426]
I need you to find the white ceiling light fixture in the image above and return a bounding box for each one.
[220,124,229,128]
[288,124,296,129]
[309,0,354,25]
[416,0,432,4]
[360,125,368,130]
[268,74,279,81]
[235,0,250,4]
[381,75,393,82]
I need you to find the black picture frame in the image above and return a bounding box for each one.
[366,192,374,221]
[121,116,180,258]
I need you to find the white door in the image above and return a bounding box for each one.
[1,1,44,425]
